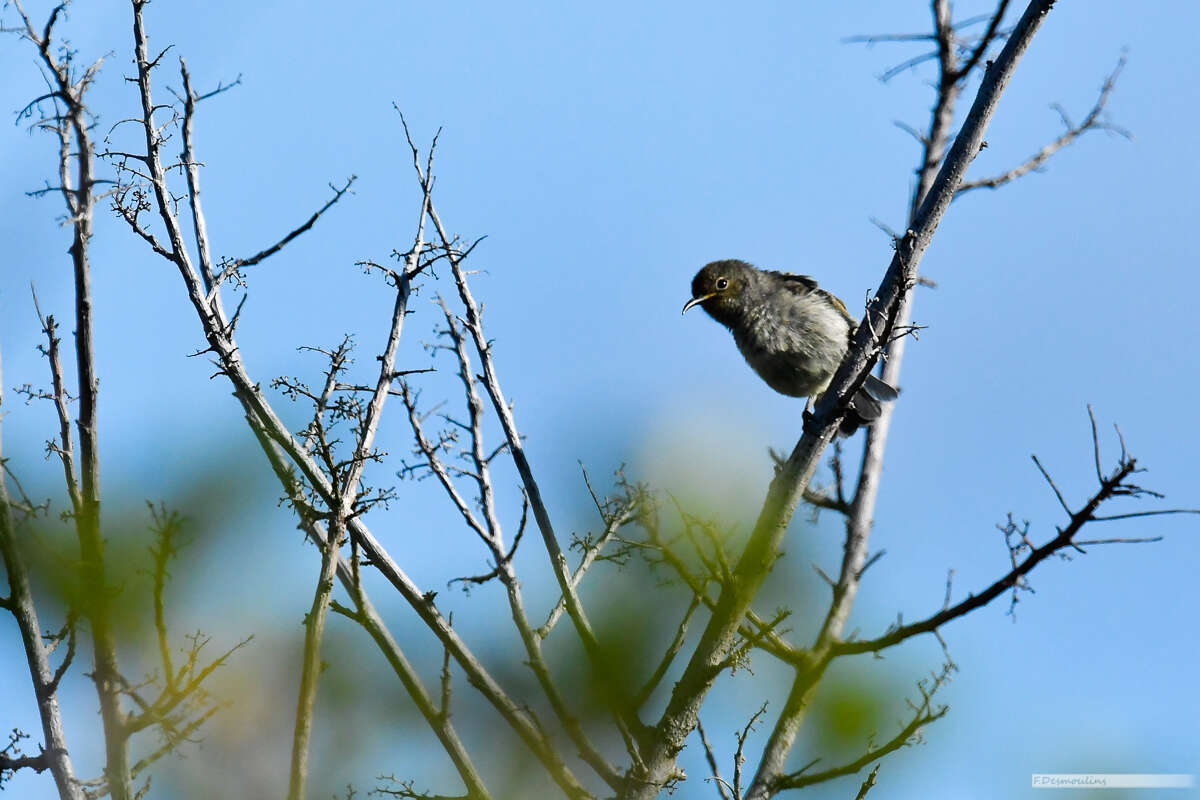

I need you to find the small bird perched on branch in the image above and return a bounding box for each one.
[683,258,897,434]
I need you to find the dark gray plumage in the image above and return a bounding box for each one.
[682,259,897,433]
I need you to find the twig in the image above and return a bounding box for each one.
[537,471,639,637]
[207,176,357,296]
[854,765,880,800]
[634,596,701,709]
[1031,454,1072,516]
[833,433,1161,657]
[30,291,82,514]
[733,703,769,799]
[772,670,949,791]
[696,720,735,800]
[958,56,1130,196]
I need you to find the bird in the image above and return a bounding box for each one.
[682,258,897,434]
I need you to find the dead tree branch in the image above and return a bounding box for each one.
[0,351,83,799]
[772,669,950,792]
[958,56,1130,196]
[7,2,129,795]
[833,416,1188,657]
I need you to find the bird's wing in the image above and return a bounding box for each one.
[816,288,855,325]
[769,271,856,325]
[767,270,857,327]
[767,271,820,295]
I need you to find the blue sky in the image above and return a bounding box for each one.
[1,1,1197,798]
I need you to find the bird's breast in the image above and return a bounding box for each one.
[730,298,850,398]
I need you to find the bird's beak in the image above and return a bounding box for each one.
[682,293,717,315]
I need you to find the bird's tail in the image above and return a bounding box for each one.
[840,374,899,435]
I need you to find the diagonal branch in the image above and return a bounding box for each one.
[695,720,734,800]
[953,0,1013,80]
[957,56,1129,196]
[537,469,641,638]
[633,596,702,710]
[832,446,1156,658]
[208,176,357,296]
[772,672,949,792]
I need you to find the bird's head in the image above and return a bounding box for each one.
[682,259,755,324]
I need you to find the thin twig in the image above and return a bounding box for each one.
[958,56,1129,196]
[696,720,735,800]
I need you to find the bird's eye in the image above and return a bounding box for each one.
[715,278,729,290]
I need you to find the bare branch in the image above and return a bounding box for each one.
[892,120,928,146]
[287,117,415,798]
[407,291,624,788]
[192,73,242,103]
[854,765,880,800]
[773,669,950,792]
[430,200,609,660]
[399,383,490,543]
[802,488,849,515]
[409,125,647,755]
[30,291,82,514]
[633,595,701,709]
[953,0,1013,80]
[878,51,941,83]
[146,504,182,691]
[1088,404,1104,483]
[1073,536,1164,546]
[287,518,343,800]
[833,429,1166,657]
[734,703,769,799]
[14,3,130,795]
[843,31,939,45]
[538,468,641,637]
[1031,455,1072,516]
[696,720,735,800]
[958,56,1129,196]
[1086,510,1199,523]
[209,176,357,294]
[0,345,84,799]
